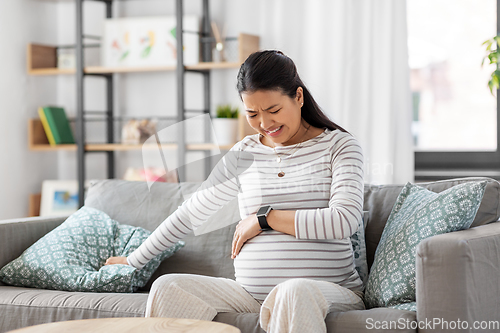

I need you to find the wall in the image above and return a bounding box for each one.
[0,0,60,219]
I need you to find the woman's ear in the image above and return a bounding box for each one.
[296,87,304,105]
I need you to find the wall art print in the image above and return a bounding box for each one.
[102,16,199,68]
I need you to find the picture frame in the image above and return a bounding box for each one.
[40,180,90,217]
[102,16,199,68]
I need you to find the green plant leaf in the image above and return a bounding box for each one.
[481,57,486,66]
[488,52,498,64]
[488,79,495,95]
[216,104,239,118]
[493,73,500,86]
[488,72,499,95]
[483,35,500,96]
[483,39,493,51]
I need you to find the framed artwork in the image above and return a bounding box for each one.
[102,16,199,67]
[40,180,90,217]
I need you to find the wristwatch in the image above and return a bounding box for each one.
[257,205,273,230]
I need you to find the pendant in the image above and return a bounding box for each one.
[276,156,281,163]
[278,172,285,177]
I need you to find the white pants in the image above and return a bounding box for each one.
[146,274,365,333]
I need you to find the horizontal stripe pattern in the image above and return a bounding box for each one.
[127,129,364,301]
[235,229,362,301]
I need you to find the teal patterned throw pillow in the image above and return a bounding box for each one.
[0,207,184,292]
[350,211,369,288]
[365,181,487,310]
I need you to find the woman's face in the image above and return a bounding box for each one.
[241,88,304,146]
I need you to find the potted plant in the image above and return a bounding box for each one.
[212,104,239,145]
[482,35,500,95]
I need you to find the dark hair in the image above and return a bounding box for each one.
[237,50,347,133]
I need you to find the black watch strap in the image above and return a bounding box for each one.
[257,206,273,230]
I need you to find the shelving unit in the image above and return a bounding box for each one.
[27,0,259,210]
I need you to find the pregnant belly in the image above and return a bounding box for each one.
[233,230,356,301]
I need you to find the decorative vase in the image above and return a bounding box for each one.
[212,118,239,145]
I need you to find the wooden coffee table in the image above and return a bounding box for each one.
[8,317,241,333]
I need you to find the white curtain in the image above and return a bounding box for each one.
[253,0,414,185]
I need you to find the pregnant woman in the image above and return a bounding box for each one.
[106,50,365,333]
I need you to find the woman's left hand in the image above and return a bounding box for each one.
[105,257,128,265]
[231,214,262,259]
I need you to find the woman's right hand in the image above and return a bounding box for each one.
[105,257,128,266]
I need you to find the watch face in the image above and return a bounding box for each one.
[257,205,271,216]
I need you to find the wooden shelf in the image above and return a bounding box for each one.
[29,143,233,152]
[28,193,41,217]
[86,66,176,74]
[187,143,234,150]
[28,119,235,152]
[85,143,233,151]
[187,62,241,70]
[29,68,76,75]
[28,62,242,76]
[27,44,57,73]
[29,144,77,151]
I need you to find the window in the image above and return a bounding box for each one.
[408,0,500,179]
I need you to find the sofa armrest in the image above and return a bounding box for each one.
[0,216,67,271]
[416,221,500,333]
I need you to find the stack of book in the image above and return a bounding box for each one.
[38,106,75,146]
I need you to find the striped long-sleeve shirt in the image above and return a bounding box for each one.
[127,128,365,301]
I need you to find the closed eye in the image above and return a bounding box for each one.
[246,107,281,118]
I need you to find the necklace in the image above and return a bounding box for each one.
[272,125,310,178]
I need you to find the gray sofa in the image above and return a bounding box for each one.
[1,177,499,333]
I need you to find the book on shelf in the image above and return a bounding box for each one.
[38,106,75,145]
[37,108,56,146]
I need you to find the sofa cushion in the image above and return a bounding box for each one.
[214,308,418,333]
[0,207,183,292]
[389,302,416,312]
[325,308,417,333]
[84,180,241,233]
[84,180,196,231]
[364,181,487,310]
[0,286,147,332]
[363,177,500,269]
[142,223,238,290]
